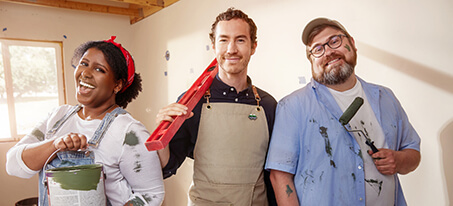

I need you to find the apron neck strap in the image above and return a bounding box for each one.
[252,85,261,109]
[204,85,261,109]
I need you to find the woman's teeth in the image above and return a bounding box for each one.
[80,81,95,89]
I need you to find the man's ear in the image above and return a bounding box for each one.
[251,41,257,55]
[349,36,357,52]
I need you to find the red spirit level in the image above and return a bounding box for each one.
[145,59,218,151]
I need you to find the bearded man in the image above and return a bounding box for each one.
[265,17,421,206]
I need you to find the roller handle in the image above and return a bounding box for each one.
[366,139,379,153]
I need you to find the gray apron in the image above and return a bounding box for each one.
[188,87,269,206]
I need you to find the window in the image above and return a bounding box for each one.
[0,38,65,141]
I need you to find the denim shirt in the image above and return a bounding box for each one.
[265,77,421,206]
[39,105,126,206]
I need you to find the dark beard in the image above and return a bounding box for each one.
[315,62,354,85]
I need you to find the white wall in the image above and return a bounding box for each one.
[130,0,453,205]
[1,0,452,205]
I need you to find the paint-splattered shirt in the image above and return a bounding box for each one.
[265,77,421,206]
[328,80,395,205]
[6,105,165,206]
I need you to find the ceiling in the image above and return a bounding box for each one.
[1,0,180,24]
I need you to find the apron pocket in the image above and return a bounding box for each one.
[189,179,254,206]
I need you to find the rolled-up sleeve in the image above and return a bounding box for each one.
[6,137,42,178]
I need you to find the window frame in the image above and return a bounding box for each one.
[0,38,66,142]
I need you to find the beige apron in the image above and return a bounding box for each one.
[188,89,269,206]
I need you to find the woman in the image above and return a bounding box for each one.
[6,36,164,206]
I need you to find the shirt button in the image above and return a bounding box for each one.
[230,88,234,91]
[359,197,363,201]
[235,98,238,102]
[223,92,226,95]
[358,165,362,170]
[246,93,249,96]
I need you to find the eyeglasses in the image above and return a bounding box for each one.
[309,34,347,58]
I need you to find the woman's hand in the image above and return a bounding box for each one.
[53,133,88,151]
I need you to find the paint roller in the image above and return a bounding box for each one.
[339,97,379,153]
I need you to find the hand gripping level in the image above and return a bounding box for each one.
[145,59,218,151]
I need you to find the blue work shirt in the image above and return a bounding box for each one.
[265,77,421,206]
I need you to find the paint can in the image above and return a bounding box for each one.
[45,164,106,206]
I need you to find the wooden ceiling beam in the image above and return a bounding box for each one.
[129,5,159,24]
[162,0,178,7]
[109,0,164,7]
[0,0,141,17]
[1,0,180,24]
[129,0,179,24]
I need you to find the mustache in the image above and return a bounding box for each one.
[323,53,344,65]
[223,55,242,59]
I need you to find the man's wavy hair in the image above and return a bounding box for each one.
[209,7,257,46]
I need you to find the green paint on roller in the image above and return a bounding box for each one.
[124,131,139,146]
[32,128,45,141]
[46,164,102,191]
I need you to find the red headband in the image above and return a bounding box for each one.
[104,36,135,93]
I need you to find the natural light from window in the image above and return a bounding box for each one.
[0,39,65,141]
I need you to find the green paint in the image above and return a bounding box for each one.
[364,128,369,137]
[344,44,351,52]
[31,128,45,141]
[351,173,356,181]
[319,127,332,157]
[46,164,102,191]
[285,185,293,197]
[124,131,139,146]
[143,194,152,203]
[60,160,76,166]
[134,161,142,173]
[125,196,145,206]
[365,179,383,195]
[358,150,363,160]
[330,160,336,168]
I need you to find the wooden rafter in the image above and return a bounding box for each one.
[110,0,164,7]
[129,0,178,24]
[0,0,179,24]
